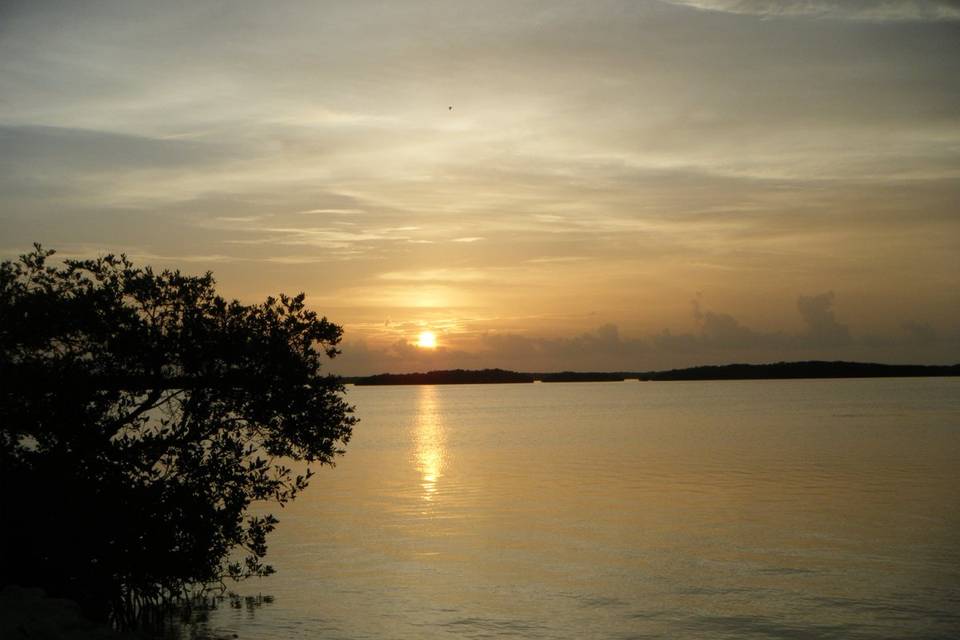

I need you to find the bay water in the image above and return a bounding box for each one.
[186,377,960,639]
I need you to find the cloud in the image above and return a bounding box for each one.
[0,125,235,206]
[331,291,959,375]
[327,294,793,374]
[332,337,483,375]
[901,321,938,345]
[0,125,231,171]
[661,0,960,21]
[796,291,852,347]
[378,269,491,283]
[479,324,650,371]
[298,208,366,215]
[2,0,957,354]
[693,299,776,349]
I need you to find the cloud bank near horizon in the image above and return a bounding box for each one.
[331,292,957,375]
[2,1,958,372]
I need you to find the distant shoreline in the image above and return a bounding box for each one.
[344,361,960,386]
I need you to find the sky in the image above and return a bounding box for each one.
[1,0,959,374]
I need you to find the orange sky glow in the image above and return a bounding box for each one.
[1,1,958,374]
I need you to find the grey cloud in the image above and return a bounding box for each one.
[692,299,776,349]
[901,321,938,345]
[0,125,233,194]
[503,324,649,370]
[796,291,852,347]
[473,325,650,372]
[5,1,959,199]
[662,0,960,21]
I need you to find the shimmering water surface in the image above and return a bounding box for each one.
[191,378,960,639]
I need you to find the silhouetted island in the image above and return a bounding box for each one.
[354,368,535,385]
[347,361,960,385]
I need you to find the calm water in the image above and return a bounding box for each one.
[188,378,960,639]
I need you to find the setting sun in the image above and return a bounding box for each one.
[416,330,438,349]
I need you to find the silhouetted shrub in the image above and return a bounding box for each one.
[0,245,355,628]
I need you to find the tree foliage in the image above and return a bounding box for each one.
[0,245,356,626]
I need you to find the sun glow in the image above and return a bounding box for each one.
[416,330,438,349]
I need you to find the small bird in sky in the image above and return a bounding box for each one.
[448,106,453,111]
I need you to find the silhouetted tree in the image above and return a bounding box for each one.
[0,245,356,627]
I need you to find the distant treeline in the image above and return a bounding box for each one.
[345,361,960,386]
[639,361,960,381]
[353,368,533,385]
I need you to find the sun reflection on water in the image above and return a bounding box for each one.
[413,385,446,501]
